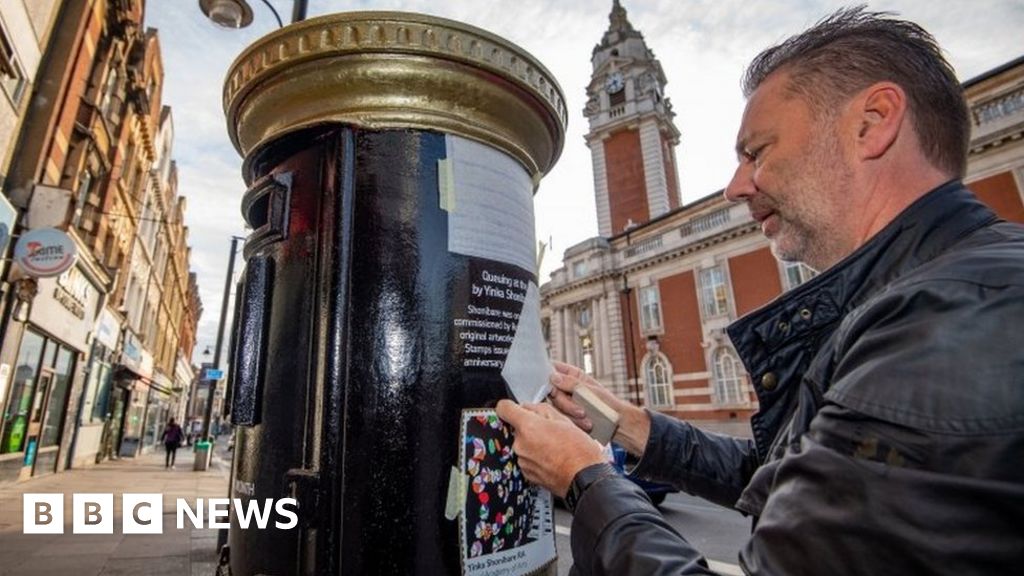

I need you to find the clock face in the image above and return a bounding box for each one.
[605,72,624,94]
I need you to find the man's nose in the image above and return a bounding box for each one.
[724,162,754,203]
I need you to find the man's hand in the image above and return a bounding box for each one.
[546,361,652,457]
[496,400,606,498]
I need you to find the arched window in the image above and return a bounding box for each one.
[713,348,745,405]
[644,354,672,407]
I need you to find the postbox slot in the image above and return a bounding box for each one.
[231,256,273,427]
[241,171,291,257]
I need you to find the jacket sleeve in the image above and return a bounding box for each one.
[566,410,757,576]
[570,475,720,576]
[631,410,759,509]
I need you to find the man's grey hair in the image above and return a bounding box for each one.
[742,6,969,177]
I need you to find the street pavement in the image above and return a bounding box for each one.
[0,444,230,576]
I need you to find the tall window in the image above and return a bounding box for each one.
[1,331,44,453]
[100,68,119,120]
[575,303,591,329]
[699,266,729,317]
[783,261,817,291]
[713,348,745,405]
[84,363,113,423]
[73,168,94,229]
[644,354,672,407]
[41,348,75,447]
[638,284,662,332]
[0,25,27,105]
[580,336,594,375]
[572,260,587,279]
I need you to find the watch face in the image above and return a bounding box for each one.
[605,73,624,94]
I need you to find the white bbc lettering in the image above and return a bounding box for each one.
[73,493,113,534]
[275,498,299,529]
[22,494,300,533]
[233,498,273,529]
[123,494,163,534]
[23,494,64,534]
[208,498,231,529]
[177,498,204,529]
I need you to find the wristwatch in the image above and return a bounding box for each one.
[565,462,618,513]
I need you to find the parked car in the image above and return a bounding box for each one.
[610,443,679,506]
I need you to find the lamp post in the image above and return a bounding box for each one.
[200,235,245,442]
[199,0,307,28]
[620,274,642,405]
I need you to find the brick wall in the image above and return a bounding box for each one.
[605,128,648,234]
[968,171,1024,223]
[729,247,782,317]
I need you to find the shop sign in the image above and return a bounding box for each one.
[95,308,121,350]
[122,332,143,373]
[0,194,16,256]
[140,350,154,380]
[54,266,95,319]
[14,228,77,278]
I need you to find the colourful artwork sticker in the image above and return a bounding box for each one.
[459,409,556,576]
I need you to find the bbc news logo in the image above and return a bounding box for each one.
[23,494,298,534]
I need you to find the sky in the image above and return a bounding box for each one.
[144,0,1024,365]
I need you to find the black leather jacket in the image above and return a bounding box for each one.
[569,181,1024,575]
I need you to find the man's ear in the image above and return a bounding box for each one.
[851,81,906,160]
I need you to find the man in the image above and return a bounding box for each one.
[497,7,1024,575]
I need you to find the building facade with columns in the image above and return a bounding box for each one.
[541,3,1024,437]
[963,55,1024,222]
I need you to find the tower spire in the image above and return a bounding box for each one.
[598,0,642,51]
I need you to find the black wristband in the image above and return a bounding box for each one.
[565,462,618,513]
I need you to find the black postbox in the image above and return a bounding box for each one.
[220,12,566,575]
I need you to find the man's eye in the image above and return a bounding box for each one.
[743,146,764,163]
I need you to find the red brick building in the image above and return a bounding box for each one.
[541,3,1024,437]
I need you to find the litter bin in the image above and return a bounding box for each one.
[193,440,212,471]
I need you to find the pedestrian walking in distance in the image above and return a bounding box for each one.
[161,418,184,469]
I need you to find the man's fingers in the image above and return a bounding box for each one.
[548,388,586,420]
[552,361,582,377]
[496,399,529,428]
[534,402,581,426]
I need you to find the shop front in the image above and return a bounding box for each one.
[141,371,175,454]
[114,332,155,458]
[69,306,121,467]
[0,261,99,482]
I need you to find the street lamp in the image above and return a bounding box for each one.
[198,0,308,29]
[199,0,253,28]
[200,235,245,442]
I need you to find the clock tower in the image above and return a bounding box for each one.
[585,0,681,237]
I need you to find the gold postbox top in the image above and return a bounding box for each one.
[224,11,567,180]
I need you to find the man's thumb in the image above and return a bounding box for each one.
[496,399,525,427]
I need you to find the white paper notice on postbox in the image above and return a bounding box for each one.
[501,282,553,404]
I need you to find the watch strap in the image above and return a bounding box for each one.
[565,462,618,513]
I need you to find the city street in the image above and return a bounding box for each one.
[552,491,750,575]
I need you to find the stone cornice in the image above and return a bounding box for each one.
[543,222,759,300]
